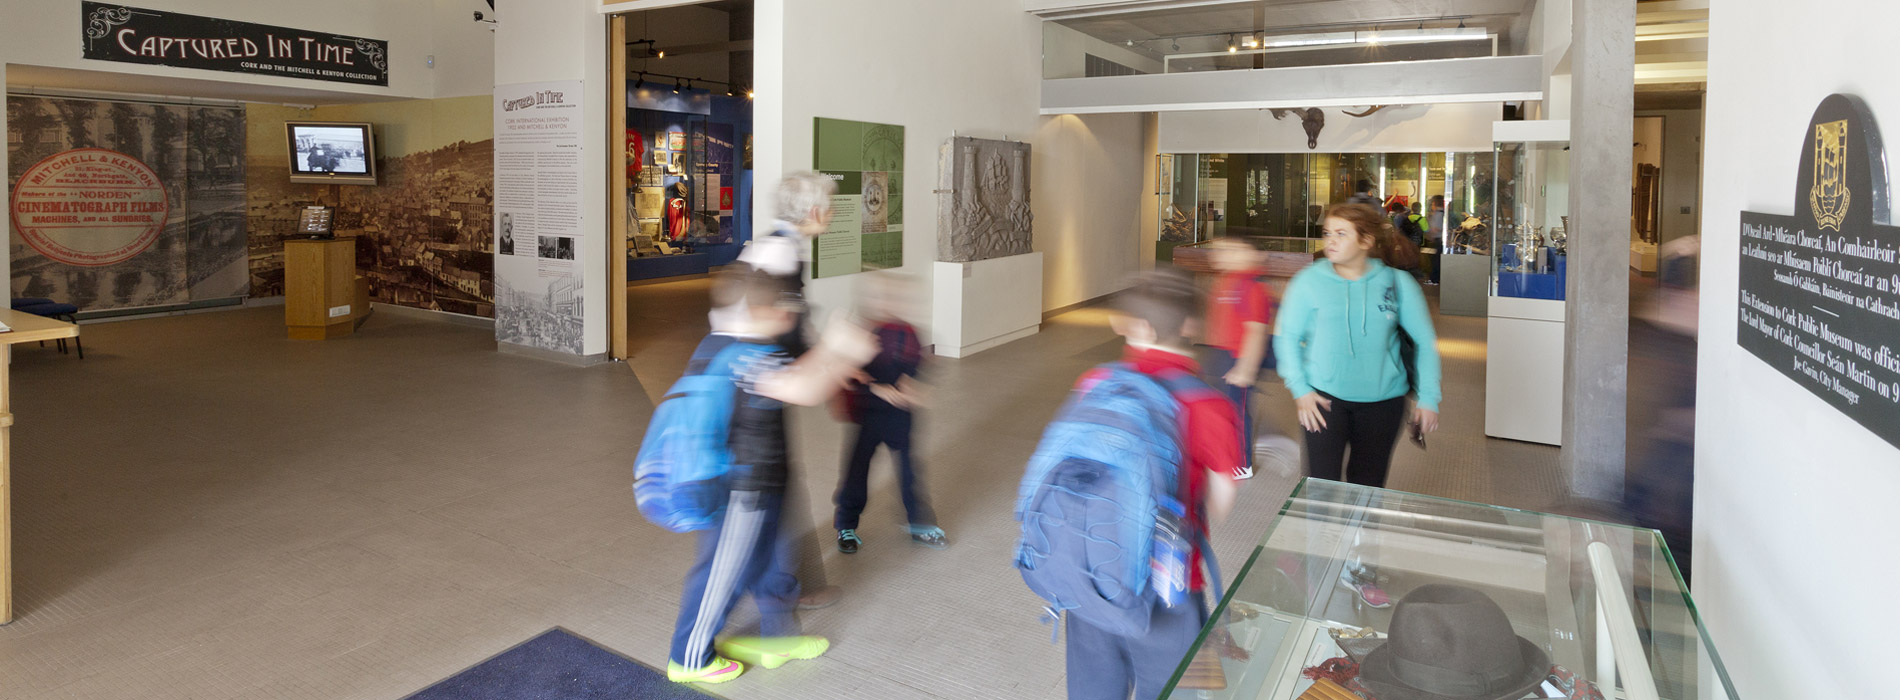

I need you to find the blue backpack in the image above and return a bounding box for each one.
[632,338,761,532]
[1014,363,1218,638]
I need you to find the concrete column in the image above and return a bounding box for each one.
[1561,0,1635,500]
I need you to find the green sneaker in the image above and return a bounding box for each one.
[909,525,949,550]
[666,656,745,684]
[716,635,830,670]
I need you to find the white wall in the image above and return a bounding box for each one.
[494,0,609,356]
[1036,113,1148,310]
[1041,21,1164,79]
[1157,103,1502,154]
[759,0,1148,343]
[432,0,499,98]
[1697,1,1900,697]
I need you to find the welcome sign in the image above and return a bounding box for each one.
[80,3,389,86]
[1738,94,1900,449]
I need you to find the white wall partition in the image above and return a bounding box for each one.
[1159,103,1503,154]
[1697,1,1900,697]
[494,0,609,359]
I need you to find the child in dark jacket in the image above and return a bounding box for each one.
[834,273,946,552]
[665,266,877,685]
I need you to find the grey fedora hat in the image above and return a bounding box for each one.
[1356,584,1550,700]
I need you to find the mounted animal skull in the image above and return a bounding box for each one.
[1270,108,1325,149]
[1270,106,1391,149]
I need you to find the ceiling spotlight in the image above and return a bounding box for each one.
[656,49,666,59]
[745,89,754,100]
[1126,39,1134,47]
[1171,40,1180,51]
[634,73,644,89]
[1228,34,1238,53]
[725,84,735,97]
[1458,19,1466,29]
[672,78,682,94]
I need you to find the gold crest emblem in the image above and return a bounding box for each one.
[1809,119,1851,230]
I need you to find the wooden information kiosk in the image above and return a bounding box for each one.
[284,238,367,340]
[0,309,80,623]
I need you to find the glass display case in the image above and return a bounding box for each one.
[1162,479,1737,700]
[1491,139,1570,301]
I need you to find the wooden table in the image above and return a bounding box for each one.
[0,310,79,624]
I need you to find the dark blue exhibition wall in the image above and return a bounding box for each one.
[626,88,752,278]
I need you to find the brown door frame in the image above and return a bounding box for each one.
[609,14,630,361]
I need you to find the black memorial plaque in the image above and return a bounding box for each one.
[1738,93,1900,449]
[81,3,389,86]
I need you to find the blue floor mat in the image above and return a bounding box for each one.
[405,628,713,700]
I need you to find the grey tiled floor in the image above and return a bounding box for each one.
[0,283,1560,699]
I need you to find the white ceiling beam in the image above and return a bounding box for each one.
[1031,0,1535,27]
[1041,54,1542,115]
[1026,0,1255,21]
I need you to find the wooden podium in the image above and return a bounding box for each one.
[0,309,79,623]
[284,238,363,340]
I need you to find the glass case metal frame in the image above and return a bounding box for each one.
[1161,479,1738,700]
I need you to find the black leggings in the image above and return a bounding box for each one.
[1303,391,1408,488]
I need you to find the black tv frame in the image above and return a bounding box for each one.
[286,121,377,185]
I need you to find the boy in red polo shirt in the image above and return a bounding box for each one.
[1057,269,1241,700]
[1203,237,1278,479]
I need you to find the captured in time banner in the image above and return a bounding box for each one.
[80,3,389,86]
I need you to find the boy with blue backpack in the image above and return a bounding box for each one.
[1015,268,1241,700]
[637,266,877,685]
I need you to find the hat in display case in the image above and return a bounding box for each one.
[1354,584,1550,700]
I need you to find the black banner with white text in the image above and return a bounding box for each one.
[80,3,389,86]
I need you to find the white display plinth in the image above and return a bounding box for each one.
[1485,296,1566,445]
[932,252,1042,358]
[1630,241,1659,273]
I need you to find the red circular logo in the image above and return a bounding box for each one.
[9,148,170,267]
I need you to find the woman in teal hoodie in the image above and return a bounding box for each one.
[1275,203,1442,489]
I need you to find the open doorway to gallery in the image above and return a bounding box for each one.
[607,0,755,362]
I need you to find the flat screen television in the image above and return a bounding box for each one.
[286,121,377,185]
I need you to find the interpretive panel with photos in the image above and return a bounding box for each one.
[1738,93,1900,450]
[813,117,904,277]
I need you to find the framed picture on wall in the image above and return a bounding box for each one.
[655,133,668,151]
[668,131,685,151]
[653,151,668,166]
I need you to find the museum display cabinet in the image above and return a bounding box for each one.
[1491,139,1570,302]
[1437,150,1498,317]
[622,92,752,282]
[1161,479,1738,700]
[1484,123,1570,445]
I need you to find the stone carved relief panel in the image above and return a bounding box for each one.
[937,137,1033,262]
